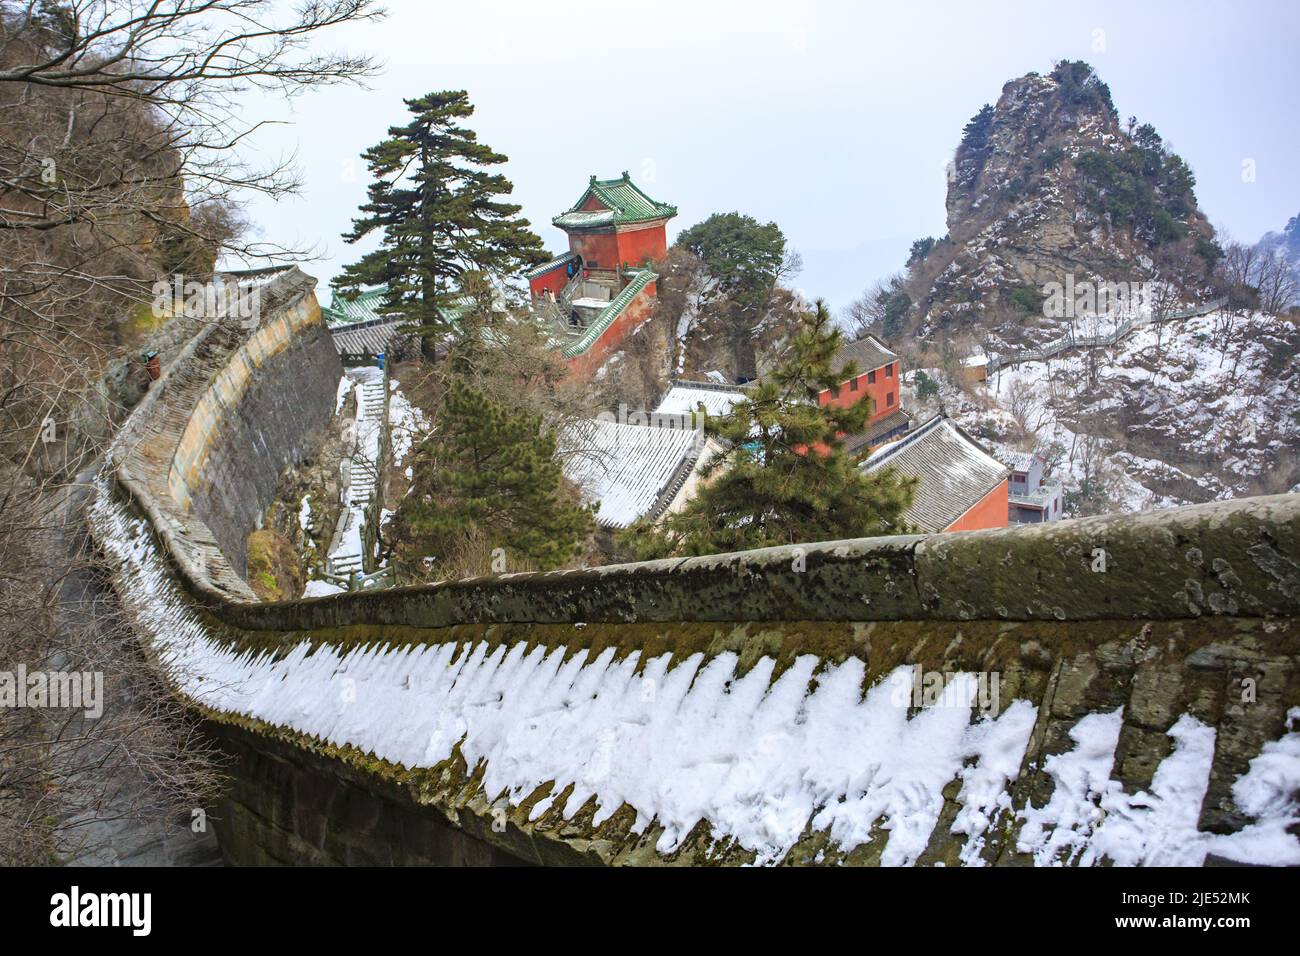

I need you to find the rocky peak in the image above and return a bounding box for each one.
[906,61,1217,351]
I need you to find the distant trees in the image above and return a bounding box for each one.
[1051,60,1117,119]
[1254,250,1300,316]
[618,301,916,559]
[906,237,937,266]
[1074,115,1203,251]
[914,370,940,400]
[337,90,547,353]
[1215,239,1299,315]
[674,211,800,379]
[844,273,911,340]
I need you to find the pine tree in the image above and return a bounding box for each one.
[336,90,546,351]
[619,301,917,558]
[396,379,594,573]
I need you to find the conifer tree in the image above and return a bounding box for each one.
[619,301,916,558]
[336,90,546,350]
[396,379,594,573]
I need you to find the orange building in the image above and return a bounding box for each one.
[861,415,1009,533]
[526,173,676,377]
[818,333,912,455]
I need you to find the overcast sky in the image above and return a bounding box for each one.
[231,0,1300,312]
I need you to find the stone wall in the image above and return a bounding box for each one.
[87,265,1300,867]
[184,319,340,575]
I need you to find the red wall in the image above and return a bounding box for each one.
[818,359,902,424]
[616,223,668,268]
[529,266,570,299]
[566,280,657,380]
[566,230,621,271]
[945,479,1010,532]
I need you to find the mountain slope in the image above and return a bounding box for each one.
[908,310,1300,513]
[905,61,1218,352]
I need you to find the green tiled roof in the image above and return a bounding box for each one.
[324,286,470,327]
[563,269,657,358]
[523,251,579,280]
[553,173,676,230]
[323,287,388,326]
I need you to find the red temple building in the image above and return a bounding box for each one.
[526,173,676,378]
[814,333,913,456]
[862,415,1010,533]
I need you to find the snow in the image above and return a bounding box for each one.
[310,366,429,589]
[561,418,703,529]
[1088,714,1218,866]
[1204,707,1300,866]
[654,383,748,418]
[302,579,345,598]
[951,699,1038,865]
[937,310,1299,514]
[1017,708,1124,865]
[334,372,352,414]
[387,379,428,466]
[298,494,312,532]
[88,483,1300,866]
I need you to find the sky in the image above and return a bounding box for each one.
[230,0,1300,313]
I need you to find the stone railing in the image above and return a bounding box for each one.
[88,269,1300,867]
[987,298,1226,374]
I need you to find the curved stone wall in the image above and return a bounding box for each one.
[88,271,1300,866]
[106,267,340,598]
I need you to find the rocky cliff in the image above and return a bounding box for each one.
[907,61,1218,351]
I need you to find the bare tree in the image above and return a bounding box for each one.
[842,271,904,340]
[1255,248,1299,316]
[0,0,383,865]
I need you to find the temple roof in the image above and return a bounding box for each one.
[842,407,913,456]
[861,415,1009,532]
[834,333,898,376]
[654,380,751,418]
[322,287,388,326]
[325,286,474,328]
[523,251,579,280]
[553,173,677,230]
[560,417,703,529]
[562,268,657,358]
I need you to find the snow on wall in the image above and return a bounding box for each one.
[89,480,1300,866]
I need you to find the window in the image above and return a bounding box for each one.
[885,363,894,378]
[850,377,859,392]
[830,385,839,399]
[886,391,895,407]
[868,370,876,384]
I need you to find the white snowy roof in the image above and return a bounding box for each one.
[561,418,704,528]
[654,381,750,418]
[1004,451,1041,472]
[862,415,1010,532]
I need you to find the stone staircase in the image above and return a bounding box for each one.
[986,298,1226,374]
[326,373,388,579]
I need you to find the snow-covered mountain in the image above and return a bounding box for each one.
[907,310,1300,514]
